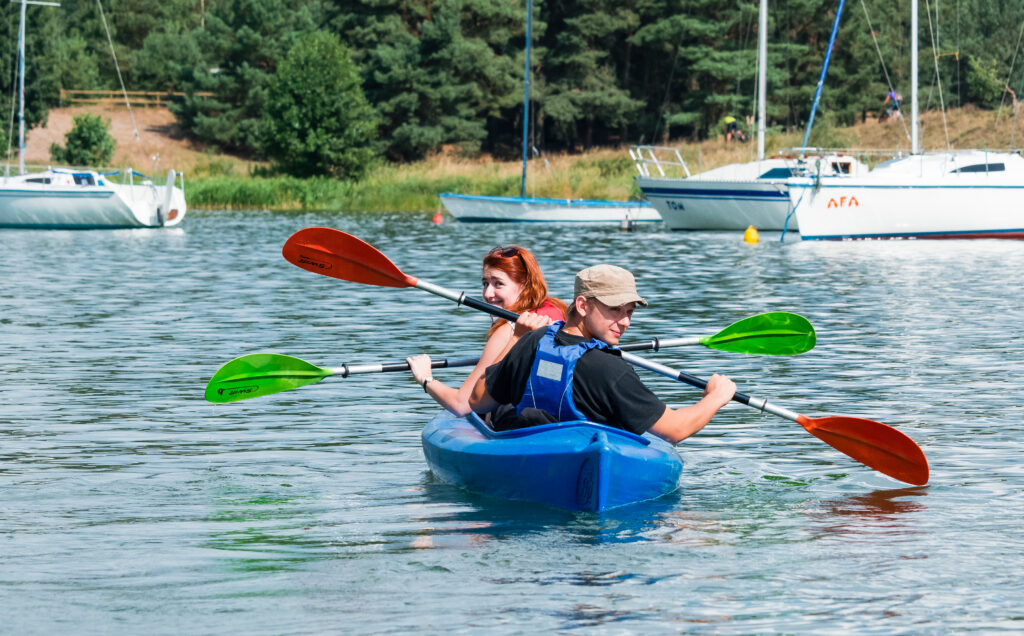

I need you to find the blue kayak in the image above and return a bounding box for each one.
[421,411,682,511]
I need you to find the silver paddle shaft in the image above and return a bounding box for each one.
[329,356,480,377]
[620,351,801,422]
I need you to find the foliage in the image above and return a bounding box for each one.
[1,1,61,134]
[260,32,378,178]
[49,113,116,166]
[13,0,1024,164]
[169,0,323,154]
[333,0,522,161]
[966,56,1003,107]
[0,113,7,159]
[806,110,855,148]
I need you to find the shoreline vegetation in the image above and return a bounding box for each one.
[184,104,1024,212]
[19,104,1024,213]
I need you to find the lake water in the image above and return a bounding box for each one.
[2,210,1023,634]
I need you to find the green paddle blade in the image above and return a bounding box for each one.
[699,312,816,355]
[205,354,333,403]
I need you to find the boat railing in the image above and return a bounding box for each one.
[630,145,691,178]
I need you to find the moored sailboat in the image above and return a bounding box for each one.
[1,0,186,230]
[439,0,657,225]
[789,0,1024,240]
[635,0,868,232]
[1,167,186,229]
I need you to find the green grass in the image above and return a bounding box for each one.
[189,167,526,211]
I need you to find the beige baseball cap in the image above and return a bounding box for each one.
[574,264,648,307]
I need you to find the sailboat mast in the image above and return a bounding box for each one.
[521,0,532,198]
[18,0,27,175]
[800,0,846,150]
[757,0,767,161]
[15,0,60,176]
[911,0,919,153]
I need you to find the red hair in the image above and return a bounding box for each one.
[483,246,567,336]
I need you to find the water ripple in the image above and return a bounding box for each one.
[3,214,1023,633]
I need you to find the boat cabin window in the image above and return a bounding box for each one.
[758,167,798,179]
[26,177,51,184]
[950,163,1005,173]
[72,173,96,186]
[831,162,852,174]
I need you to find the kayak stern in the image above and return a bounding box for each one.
[421,411,682,512]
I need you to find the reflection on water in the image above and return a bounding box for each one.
[2,212,1023,632]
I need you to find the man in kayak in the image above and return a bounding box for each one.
[469,264,736,443]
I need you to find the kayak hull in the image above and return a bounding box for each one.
[421,411,682,511]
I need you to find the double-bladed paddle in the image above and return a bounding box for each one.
[281,227,929,485]
[205,353,479,403]
[206,312,813,403]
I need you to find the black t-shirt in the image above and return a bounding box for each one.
[483,327,666,435]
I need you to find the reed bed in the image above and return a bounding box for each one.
[186,106,1024,211]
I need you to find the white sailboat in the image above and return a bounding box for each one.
[439,0,659,225]
[0,0,186,229]
[789,0,1024,240]
[634,0,867,232]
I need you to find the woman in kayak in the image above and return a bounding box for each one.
[406,245,566,416]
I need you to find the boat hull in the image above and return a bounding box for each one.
[0,175,186,230]
[637,176,793,230]
[791,181,1024,240]
[421,411,682,511]
[439,193,661,224]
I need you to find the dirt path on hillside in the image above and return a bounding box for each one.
[19,105,251,175]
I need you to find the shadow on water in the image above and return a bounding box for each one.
[811,486,930,536]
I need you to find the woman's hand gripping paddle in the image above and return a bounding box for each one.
[281,227,927,485]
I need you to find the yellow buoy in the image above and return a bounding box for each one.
[743,225,759,244]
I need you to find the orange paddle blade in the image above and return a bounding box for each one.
[282,227,417,288]
[797,415,929,485]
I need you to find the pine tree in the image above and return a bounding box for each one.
[260,31,378,178]
[169,0,323,153]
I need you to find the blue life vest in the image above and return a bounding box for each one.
[515,322,610,421]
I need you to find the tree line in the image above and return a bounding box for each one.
[2,0,1022,178]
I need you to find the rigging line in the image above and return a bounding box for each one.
[748,20,758,164]
[924,0,951,150]
[923,0,941,114]
[5,35,17,171]
[956,0,960,107]
[95,0,139,143]
[859,0,911,141]
[993,16,1024,136]
[653,39,682,144]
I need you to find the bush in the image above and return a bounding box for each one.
[967,57,1003,107]
[260,31,378,179]
[50,113,116,166]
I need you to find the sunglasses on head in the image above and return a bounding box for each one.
[490,246,522,258]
